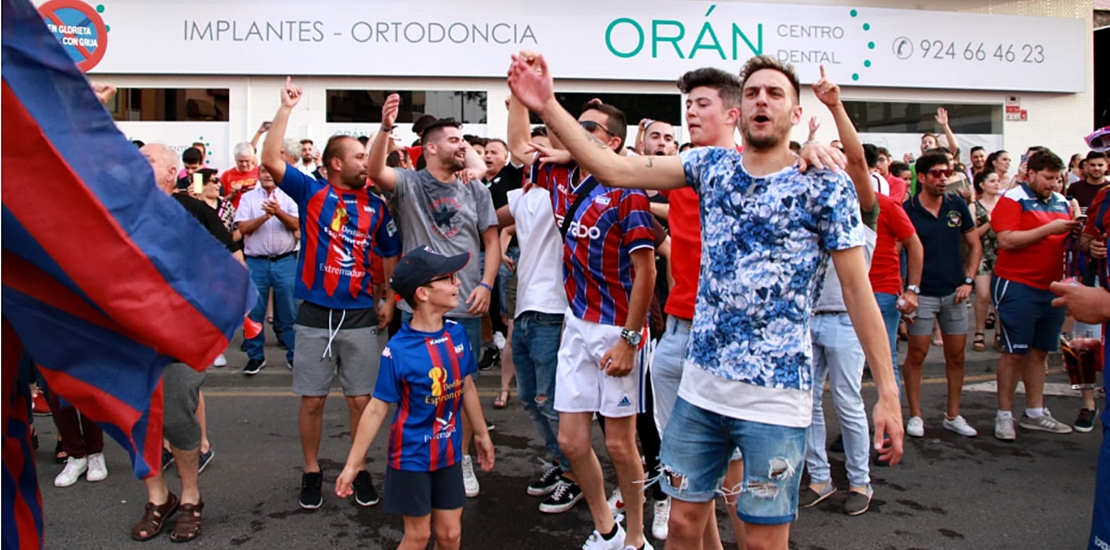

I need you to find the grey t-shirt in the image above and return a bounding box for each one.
[814,202,879,313]
[391,168,497,318]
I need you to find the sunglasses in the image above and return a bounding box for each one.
[580,120,614,137]
[928,169,952,178]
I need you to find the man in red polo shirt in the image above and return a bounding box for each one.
[990,149,1078,441]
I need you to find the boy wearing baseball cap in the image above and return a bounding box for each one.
[336,246,495,549]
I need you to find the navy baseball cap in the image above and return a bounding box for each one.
[390,246,470,299]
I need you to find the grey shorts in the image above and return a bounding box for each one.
[908,293,968,337]
[163,362,206,451]
[293,325,383,397]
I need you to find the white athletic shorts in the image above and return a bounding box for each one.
[554,310,646,418]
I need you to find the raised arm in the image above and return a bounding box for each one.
[936,108,960,157]
[812,66,874,211]
[261,77,301,184]
[368,94,401,193]
[507,52,686,190]
[507,94,534,166]
[250,121,269,155]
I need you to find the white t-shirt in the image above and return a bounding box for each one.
[507,186,568,316]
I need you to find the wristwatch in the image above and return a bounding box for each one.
[620,328,642,348]
[963,277,974,286]
[906,285,921,294]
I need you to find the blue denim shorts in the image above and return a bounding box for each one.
[659,397,806,525]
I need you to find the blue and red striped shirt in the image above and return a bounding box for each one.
[374,320,476,472]
[534,163,654,326]
[277,165,401,310]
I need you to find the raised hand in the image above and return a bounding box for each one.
[507,52,554,114]
[811,65,840,107]
[280,76,303,109]
[808,116,821,136]
[91,82,117,105]
[935,107,950,128]
[381,93,400,129]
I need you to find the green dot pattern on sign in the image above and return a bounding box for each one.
[852,73,860,81]
[850,9,857,17]
[868,41,875,49]
[863,23,870,31]
[106,25,110,32]
[96,4,105,13]
[864,60,872,67]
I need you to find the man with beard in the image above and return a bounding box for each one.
[261,77,402,511]
[508,52,903,550]
[368,94,499,499]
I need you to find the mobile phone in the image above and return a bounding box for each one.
[1020,153,1028,163]
[192,172,204,195]
[1077,215,1088,225]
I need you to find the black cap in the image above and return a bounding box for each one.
[390,246,470,299]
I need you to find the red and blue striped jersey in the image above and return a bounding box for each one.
[277,166,401,310]
[991,183,1071,290]
[374,320,476,472]
[535,163,654,326]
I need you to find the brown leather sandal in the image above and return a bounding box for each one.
[170,501,204,543]
[130,492,179,541]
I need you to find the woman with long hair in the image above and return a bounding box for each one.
[985,150,1013,189]
[971,170,1002,351]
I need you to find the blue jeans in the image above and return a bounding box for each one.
[660,397,806,525]
[651,315,690,434]
[512,311,568,471]
[807,312,870,488]
[245,255,296,363]
[497,246,520,316]
[875,292,903,399]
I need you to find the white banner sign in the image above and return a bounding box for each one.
[116,121,230,171]
[42,0,1085,93]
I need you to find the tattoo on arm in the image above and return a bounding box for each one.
[584,129,608,150]
[646,157,654,168]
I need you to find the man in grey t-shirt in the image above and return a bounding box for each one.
[368,94,500,499]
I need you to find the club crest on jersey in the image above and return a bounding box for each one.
[386,220,397,237]
[428,366,448,397]
[454,343,465,356]
[946,210,962,228]
[330,202,349,232]
[593,196,611,206]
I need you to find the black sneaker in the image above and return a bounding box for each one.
[197,447,215,474]
[243,358,266,376]
[161,448,174,472]
[353,470,379,507]
[1075,407,1100,433]
[538,477,583,513]
[829,434,844,453]
[477,344,500,371]
[299,471,324,509]
[527,463,563,496]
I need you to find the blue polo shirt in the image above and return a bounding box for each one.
[904,193,974,297]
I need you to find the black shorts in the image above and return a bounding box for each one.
[383,462,465,517]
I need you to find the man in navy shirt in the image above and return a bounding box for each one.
[902,152,983,439]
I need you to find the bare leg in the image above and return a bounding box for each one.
[997,352,1023,412]
[724,459,748,550]
[667,499,716,550]
[299,396,326,473]
[171,444,200,504]
[903,335,931,418]
[558,412,614,535]
[431,507,464,550]
[500,319,516,396]
[196,391,209,454]
[1021,349,1048,410]
[399,514,432,550]
[942,334,967,418]
[1082,388,1097,411]
[604,415,644,548]
[743,523,791,550]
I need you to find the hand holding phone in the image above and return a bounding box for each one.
[191,172,204,195]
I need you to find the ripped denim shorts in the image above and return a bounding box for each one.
[659,396,806,525]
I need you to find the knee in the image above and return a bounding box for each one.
[605,436,638,463]
[558,432,589,460]
[433,523,461,547]
[666,506,705,543]
[404,528,431,548]
[300,397,326,416]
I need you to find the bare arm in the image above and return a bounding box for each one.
[377,255,398,331]
[236,214,270,236]
[830,246,904,465]
[261,78,300,184]
[250,122,267,154]
[272,205,299,231]
[961,229,983,281]
[936,108,960,157]
[507,53,686,190]
[599,247,656,377]
[507,95,534,166]
[368,94,401,192]
[996,219,1079,250]
[496,203,515,229]
[461,377,494,471]
[813,66,874,211]
[649,201,670,221]
[334,397,390,497]
[902,233,924,288]
[465,143,486,174]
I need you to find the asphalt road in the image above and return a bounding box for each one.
[33,336,1104,550]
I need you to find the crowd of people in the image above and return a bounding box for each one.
[23,52,1110,549]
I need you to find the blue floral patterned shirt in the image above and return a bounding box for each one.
[681,147,865,395]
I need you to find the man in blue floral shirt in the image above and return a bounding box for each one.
[508,51,904,550]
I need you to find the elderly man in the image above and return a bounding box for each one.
[219,142,260,209]
[130,143,243,543]
[235,165,299,375]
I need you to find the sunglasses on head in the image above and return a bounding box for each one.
[580,120,614,137]
[928,168,952,178]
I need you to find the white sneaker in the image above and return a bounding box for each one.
[493,331,507,350]
[581,522,625,550]
[906,416,925,438]
[995,416,1016,441]
[86,452,108,482]
[462,455,480,497]
[624,540,654,550]
[942,415,978,437]
[651,497,670,540]
[213,354,228,367]
[607,487,625,517]
[54,456,88,487]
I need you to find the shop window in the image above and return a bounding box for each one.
[326,90,487,124]
[108,88,229,122]
[842,101,1001,135]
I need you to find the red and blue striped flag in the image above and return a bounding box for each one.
[1,0,254,547]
